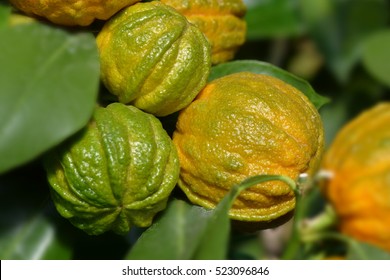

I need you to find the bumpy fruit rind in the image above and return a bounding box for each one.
[161,0,246,64]
[173,72,324,223]
[44,103,180,235]
[322,103,390,252]
[9,0,141,26]
[96,1,211,116]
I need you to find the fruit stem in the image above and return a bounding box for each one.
[281,177,338,259]
[300,204,338,240]
[233,174,298,200]
[281,181,304,260]
[228,175,300,259]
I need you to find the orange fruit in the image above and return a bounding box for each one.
[172,72,324,223]
[161,0,247,64]
[322,103,390,252]
[9,0,140,26]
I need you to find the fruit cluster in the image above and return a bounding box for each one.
[7,0,329,236]
[9,0,253,235]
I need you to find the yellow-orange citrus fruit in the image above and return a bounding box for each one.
[96,1,211,116]
[161,0,246,64]
[322,103,390,252]
[9,0,140,26]
[172,72,324,223]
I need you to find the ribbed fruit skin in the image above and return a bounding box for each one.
[44,103,179,235]
[161,0,247,64]
[322,103,390,252]
[9,0,141,26]
[173,72,324,223]
[96,1,211,116]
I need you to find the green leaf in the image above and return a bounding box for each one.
[245,0,303,40]
[362,30,390,88]
[126,199,212,260]
[0,162,73,259]
[299,0,389,83]
[209,60,329,109]
[0,23,100,174]
[192,195,231,259]
[0,3,11,30]
[229,233,265,260]
[347,239,390,260]
[0,213,72,260]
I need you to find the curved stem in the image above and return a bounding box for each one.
[227,175,298,211]
[228,175,300,259]
[235,175,301,260]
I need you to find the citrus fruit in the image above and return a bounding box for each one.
[172,72,324,223]
[161,0,247,64]
[44,103,180,235]
[8,0,140,26]
[322,103,390,252]
[96,1,211,117]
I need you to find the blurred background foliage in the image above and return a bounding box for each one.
[1,0,390,260]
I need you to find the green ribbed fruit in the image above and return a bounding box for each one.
[96,1,211,116]
[44,103,180,235]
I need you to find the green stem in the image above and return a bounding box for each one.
[300,204,338,237]
[301,231,361,257]
[284,203,338,258]
[281,186,303,259]
[226,175,298,211]
[226,175,299,259]
[232,175,301,259]
[301,231,349,244]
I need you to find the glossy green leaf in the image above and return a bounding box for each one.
[362,30,390,88]
[0,22,100,174]
[299,0,389,83]
[245,0,302,39]
[126,199,212,260]
[0,162,73,260]
[347,240,390,260]
[191,195,230,259]
[209,60,329,109]
[0,214,72,260]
